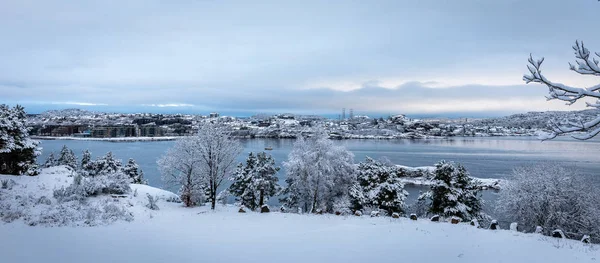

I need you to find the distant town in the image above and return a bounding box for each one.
[25,108,600,140]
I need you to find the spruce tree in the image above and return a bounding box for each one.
[123,158,147,184]
[57,145,78,169]
[426,160,483,220]
[89,152,122,177]
[0,104,40,175]
[254,152,280,208]
[43,152,57,168]
[229,152,259,210]
[349,157,408,215]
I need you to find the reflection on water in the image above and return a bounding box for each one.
[37,137,600,214]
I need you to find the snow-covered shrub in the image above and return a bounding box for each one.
[496,165,600,241]
[146,194,159,210]
[43,153,57,168]
[54,172,131,202]
[349,157,408,215]
[280,130,356,214]
[0,104,40,175]
[424,160,483,221]
[1,179,15,190]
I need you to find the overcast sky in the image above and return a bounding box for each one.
[1,0,599,117]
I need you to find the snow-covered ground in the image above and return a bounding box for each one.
[0,168,596,263]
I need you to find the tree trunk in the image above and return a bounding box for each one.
[259,189,265,208]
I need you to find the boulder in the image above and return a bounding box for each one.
[238,206,246,213]
[450,217,461,224]
[489,220,499,230]
[510,222,518,232]
[552,229,565,239]
[409,214,417,220]
[430,215,440,222]
[582,235,591,244]
[370,211,380,217]
[260,205,270,213]
[315,209,323,215]
[335,211,342,216]
[392,212,400,219]
[470,219,479,228]
[354,210,363,216]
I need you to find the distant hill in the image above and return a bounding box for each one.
[470,109,600,129]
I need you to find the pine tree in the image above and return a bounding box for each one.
[349,157,408,215]
[229,152,259,210]
[426,160,483,220]
[88,152,122,177]
[43,152,57,168]
[80,150,91,169]
[57,145,78,169]
[123,158,147,184]
[0,104,40,175]
[254,152,281,209]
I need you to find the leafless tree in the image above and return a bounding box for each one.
[523,40,600,140]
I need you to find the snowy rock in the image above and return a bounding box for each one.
[489,220,499,230]
[315,209,323,215]
[392,212,400,219]
[354,210,362,216]
[581,235,591,244]
[335,211,342,216]
[370,211,380,217]
[409,214,417,220]
[510,222,518,232]
[280,206,286,213]
[238,206,246,213]
[552,229,565,239]
[260,205,270,213]
[470,219,479,228]
[450,217,461,224]
[535,226,543,234]
[430,215,440,222]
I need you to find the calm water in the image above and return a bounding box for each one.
[37,137,600,211]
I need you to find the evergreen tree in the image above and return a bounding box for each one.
[57,145,78,169]
[123,158,147,184]
[88,152,122,177]
[230,152,259,209]
[254,152,280,208]
[80,150,92,170]
[349,157,408,215]
[43,152,57,168]
[0,104,40,175]
[426,160,483,220]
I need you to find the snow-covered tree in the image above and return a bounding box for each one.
[425,161,483,221]
[0,104,40,175]
[43,152,57,168]
[57,145,77,169]
[123,158,147,184]
[349,157,408,215]
[229,153,259,209]
[196,123,243,209]
[281,131,356,214]
[524,41,600,140]
[496,165,600,240]
[80,149,91,169]
[159,123,242,209]
[86,152,122,177]
[230,152,280,210]
[158,137,207,207]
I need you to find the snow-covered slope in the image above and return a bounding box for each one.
[0,168,597,263]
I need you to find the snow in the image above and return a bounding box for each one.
[1,168,598,263]
[32,136,178,142]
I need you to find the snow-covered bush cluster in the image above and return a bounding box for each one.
[497,165,600,242]
[0,104,40,176]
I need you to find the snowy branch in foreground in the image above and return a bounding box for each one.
[523,40,600,140]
